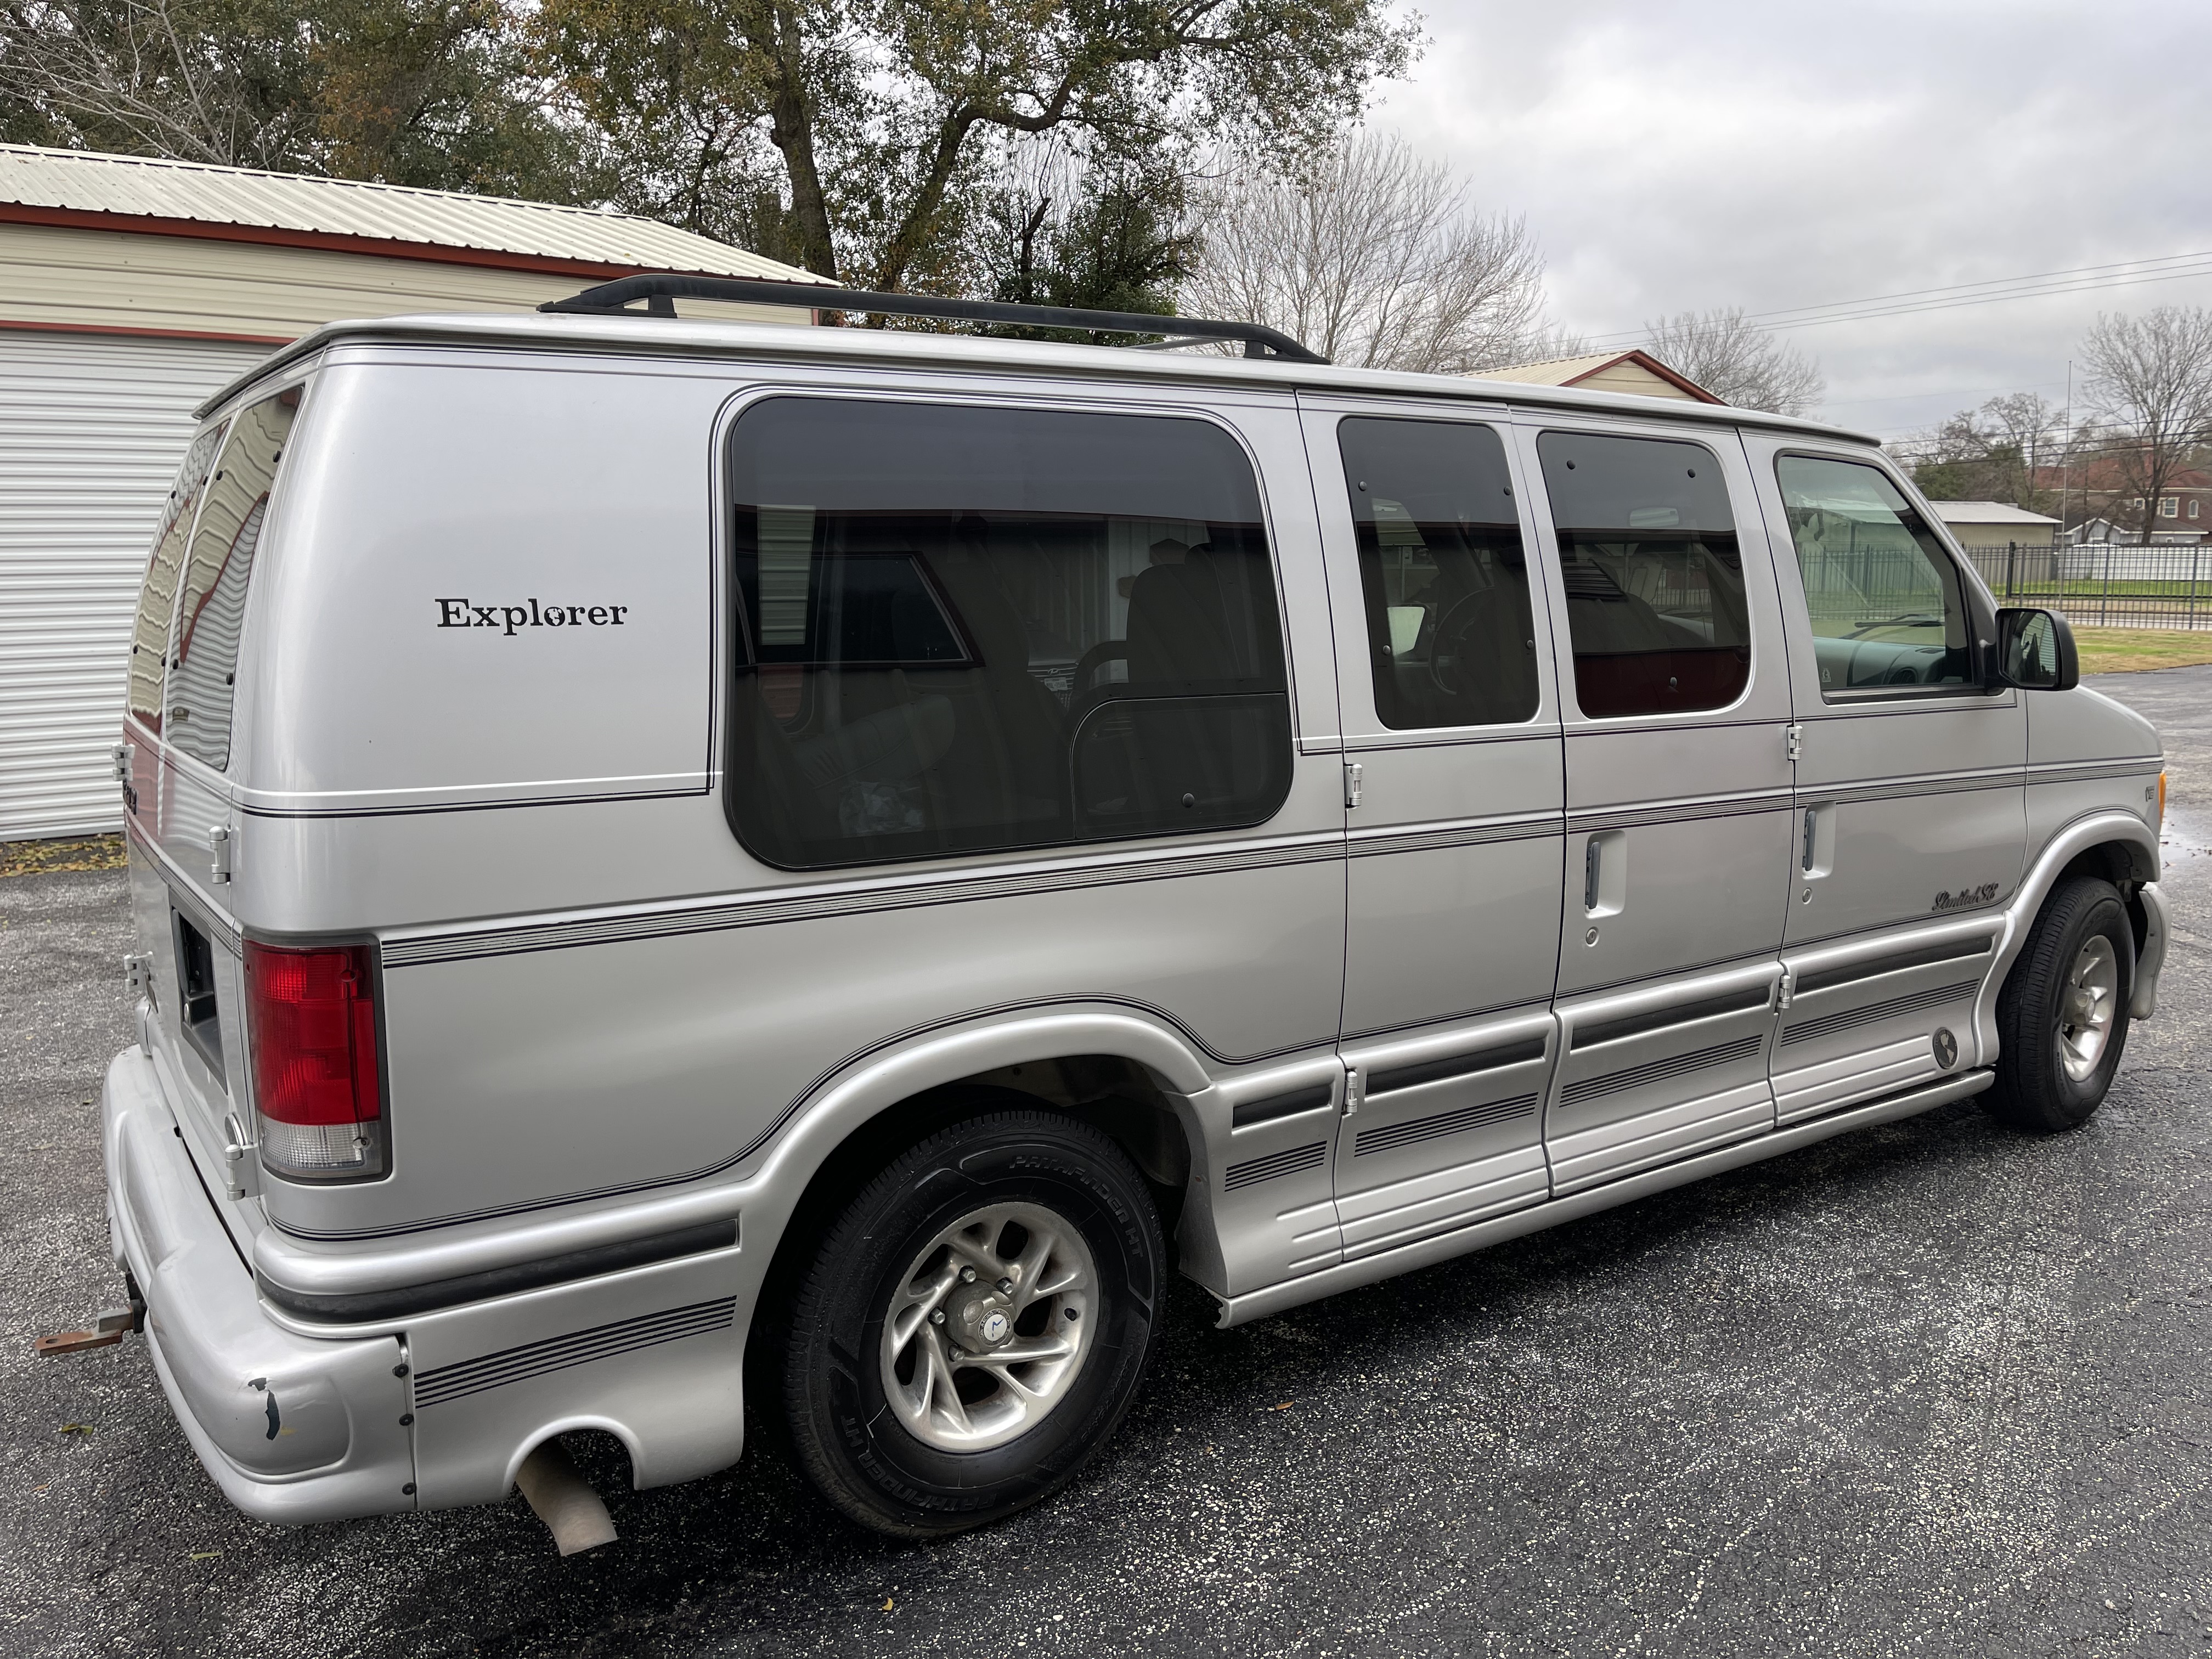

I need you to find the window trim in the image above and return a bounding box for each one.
[1535,426,1759,725]
[1770,445,1999,706]
[123,370,318,764]
[711,383,1305,873]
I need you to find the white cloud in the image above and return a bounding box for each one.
[1368,0,2212,435]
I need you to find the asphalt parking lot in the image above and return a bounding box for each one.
[4,668,2209,1659]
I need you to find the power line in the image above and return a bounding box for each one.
[1824,378,2072,410]
[1745,251,2212,325]
[1579,251,2212,350]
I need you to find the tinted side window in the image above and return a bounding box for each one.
[1538,432,1751,719]
[725,398,1292,868]
[168,388,300,768]
[1336,417,1538,729]
[128,419,227,732]
[1773,455,1974,697]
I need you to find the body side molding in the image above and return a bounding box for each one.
[1214,1070,1995,1327]
[253,1002,1262,1301]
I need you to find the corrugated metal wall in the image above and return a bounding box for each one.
[0,330,271,839]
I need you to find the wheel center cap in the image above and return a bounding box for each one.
[957,1291,1015,1350]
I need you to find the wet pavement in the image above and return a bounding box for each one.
[4,667,2209,1658]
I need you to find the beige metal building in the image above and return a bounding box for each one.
[1925,501,2061,552]
[1477,349,1723,404]
[0,143,818,840]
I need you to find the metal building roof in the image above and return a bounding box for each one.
[0,144,818,281]
[1926,501,2061,526]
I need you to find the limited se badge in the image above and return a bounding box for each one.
[1931,1028,1958,1069]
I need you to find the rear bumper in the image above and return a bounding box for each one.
[103,1048,416,1524]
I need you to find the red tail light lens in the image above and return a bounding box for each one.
[244,941,385,1180]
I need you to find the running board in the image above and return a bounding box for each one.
[1214,1069,1993,1328]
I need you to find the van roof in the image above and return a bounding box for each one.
[199,309,1879,445]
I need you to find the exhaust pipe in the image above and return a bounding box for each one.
[514,1438,618,1555]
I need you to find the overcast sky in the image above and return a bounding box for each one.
[1369,0,2212,439]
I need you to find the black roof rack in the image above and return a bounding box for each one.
[537,272,1328,364]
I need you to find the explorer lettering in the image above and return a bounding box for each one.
[436,598,629,636]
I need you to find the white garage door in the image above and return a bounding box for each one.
[0,330,273,840]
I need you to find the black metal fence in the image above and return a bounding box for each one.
[1965,542,2212,630]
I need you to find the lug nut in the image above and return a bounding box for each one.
[929,1308,946,1325]
[996,1278,1014,1294]
[1064,1307,1080,1321]
[959,1266,978,1283]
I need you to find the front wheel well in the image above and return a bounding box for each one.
[2052,839,2151,894]
[2047,840,2153,952]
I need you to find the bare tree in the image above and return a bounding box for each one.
[1181,132,1575,373]
[1644,308,1824,415]
[0,0,316,168]
[1900,391,2065,511]
[2081,305,2212,540]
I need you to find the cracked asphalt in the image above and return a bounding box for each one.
[4,667,2209,1659]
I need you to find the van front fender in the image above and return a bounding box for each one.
[1973,809,2163,1061]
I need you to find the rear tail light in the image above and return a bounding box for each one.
[244,941,385,1180]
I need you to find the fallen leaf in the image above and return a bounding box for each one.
[58,1424,91,1435]
[188,1550,222,1561]
[881,1599,895,1612]
[1268,1402,1294,1412]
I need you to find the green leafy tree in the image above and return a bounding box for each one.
[532,0,1419,290]
[978,143,1196,340]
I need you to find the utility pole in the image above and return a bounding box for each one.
[2057,360,2074,546]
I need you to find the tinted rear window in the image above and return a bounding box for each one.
[724,397,1293,868]
[1537,432,1750,719]
[1336,417,1539,729]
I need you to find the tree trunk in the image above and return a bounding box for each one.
[868,109,980,294]
[765,3,838,281]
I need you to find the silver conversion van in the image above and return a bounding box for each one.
[81,276,2170,1542]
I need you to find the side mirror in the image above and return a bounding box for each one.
[1994,607,2079,691]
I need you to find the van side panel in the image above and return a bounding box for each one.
[232,360,720,812]
[242,361,1349,1240]
[356,847,1346,1232]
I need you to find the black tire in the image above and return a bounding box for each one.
[1988,876,2135,1133]
[782,1110,1163,1537]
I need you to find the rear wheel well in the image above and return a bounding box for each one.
[743,1056,1193,1418]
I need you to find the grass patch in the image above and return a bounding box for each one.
[2073,627,2212,674]
[1,834,126,878]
